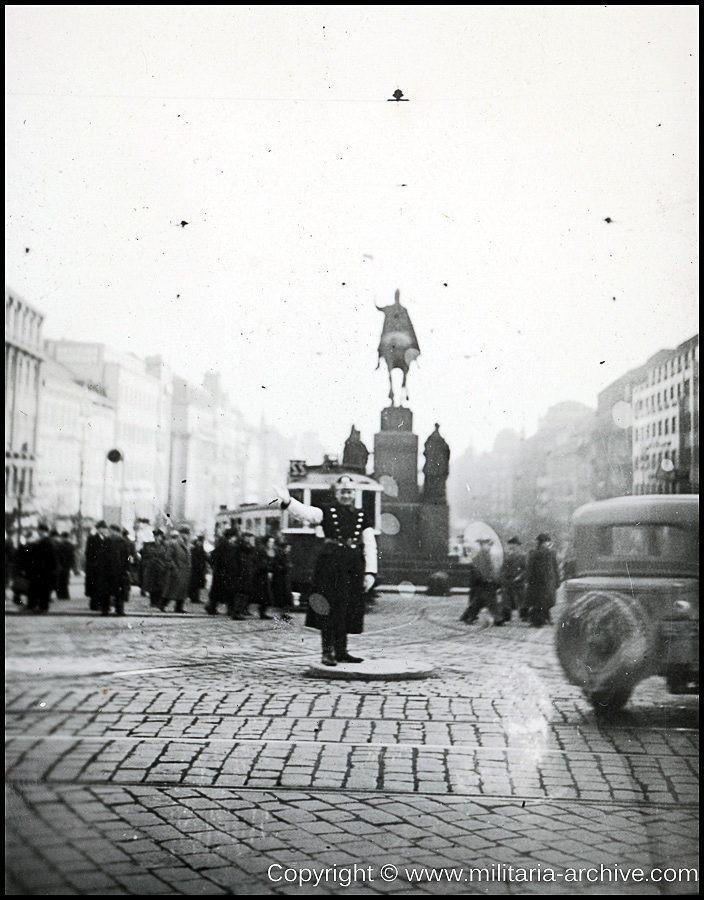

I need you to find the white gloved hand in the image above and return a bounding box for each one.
[363,574,376,593]
[273,484,291,506]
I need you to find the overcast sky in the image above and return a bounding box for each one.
[6,5,699,459]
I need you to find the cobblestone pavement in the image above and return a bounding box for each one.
[5,582,699,895]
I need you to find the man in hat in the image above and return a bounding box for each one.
[460,538,501,625]
[207,527,241,617]
[26,523,60,613]
[141,528,168,608]
[189,533,209,604]
[105,524,131,615]
[524,533,560,627]
[500,536,527,623]
[275,475,377,666]
[55,532,76,600]
[161,526,192,613]
[85,521,111,612]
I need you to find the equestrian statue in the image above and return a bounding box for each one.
[376,289,420,406]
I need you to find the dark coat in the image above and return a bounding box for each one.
[525,545,560,624]
[56,539,76,573]
[252,546,277,609]
[106,534,131,598]
[273,545,293,609]
[27,536,60,591]
[141,541,168,594]
[85,533,111,598]
[209,540,241,605]
[163,536,192,601]
[501,546,526,586]
[189,542,209,591]
[304,505,371,635]
[234,541,257,595]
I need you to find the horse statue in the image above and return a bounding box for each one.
[376,289,420,405]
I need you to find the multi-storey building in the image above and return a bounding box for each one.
[5,289,44,530]
[449,430,520,534]
[35,357,116,529]
[43,340,172,526]
[168,371,264,532]
[632,335,699,494]
[512,402,595,544]
[592,365,648,499]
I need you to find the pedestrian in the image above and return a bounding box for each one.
[5,531,14,591]
[141,529,168,608]
[55,532,76,600]
[524,533,560,627]
[104,524,131,615]
[275,475,377,666]
[233,532,258,619]
[206,528,241,616]
[122,528,140,590]
[460,539,502,625]
[11,532,33,606]
[85,520,111,612]
[161,526,192,612]
[273,534,294,620]
[252,535,277,620]
[189,533,209,604]
[26,523,60,614]
[500,536,526,623]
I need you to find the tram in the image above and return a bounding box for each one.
[215,457,384,599]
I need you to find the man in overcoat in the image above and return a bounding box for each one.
[105,524,131,615]
[55,532,76,600]
[189,534,209,604]
[460,539,502,625]
[141,529,168,607]
[26,523,60,613]
[85,520,111,612]
[524,533,560,627]
[500,536,527,623]
[206,528,241,617]
[161,526,192,613]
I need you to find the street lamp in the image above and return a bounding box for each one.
[103,448,125,525]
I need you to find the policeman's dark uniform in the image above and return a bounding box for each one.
[305,504,372,660]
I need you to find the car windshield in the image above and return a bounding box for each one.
[594,524,698,565]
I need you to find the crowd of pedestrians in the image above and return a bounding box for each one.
[8,517,571,632]
[460,532,569,629]
[6,519,294,620]
[7,526,76,614]
[206,529,292,621]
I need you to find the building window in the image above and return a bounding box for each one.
[672,416,676,431]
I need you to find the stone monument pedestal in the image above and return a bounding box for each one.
[373,406,451,585]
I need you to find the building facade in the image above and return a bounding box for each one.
[36,357,117,530]
[5,289,44,531]
[43,340,173,526]
[632,335,699,494]
[592,366,647,499]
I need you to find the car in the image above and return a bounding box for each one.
[555,494,699,713]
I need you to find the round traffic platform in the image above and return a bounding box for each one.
[306,657,434,681]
